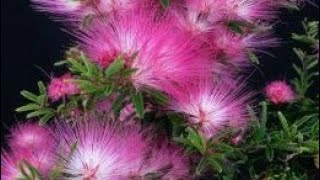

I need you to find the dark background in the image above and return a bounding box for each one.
[1,0,319,144]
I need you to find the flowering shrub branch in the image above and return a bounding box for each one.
[2,0,319,179]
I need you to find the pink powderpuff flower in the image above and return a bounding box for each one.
[9,122,54,153]
[79,8,212,92]
[170,0,224,34]
[31,0,156,24]
[265,81,296,105]
[128,142,190,179]
[170,0,276,35]
[1,152,22,180]
[208,26,277,70]
[221,0,277,22]
[48,73,80,101]
[30,0,89,22]
[7,122,56,177]
[1,151,54,179]
[169,80,251,139]
[54,119,149,179]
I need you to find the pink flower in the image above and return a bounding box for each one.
[9,123,54,153]
[2,123,56,178]
[220,0,276,22]
[8,123,56,176]
[31,0,89,22]
[54,119,149,179]
[48,73,80,101]
[79,8,212,92]
[170,0,224,34]
[129,142,190,179]
[208,26,276,70]
[1,152,21,180]
[169,80,251,139]
[1,151,55,179]
[31,0,156,24]
[170,0,276,35]
[265,81,296,105]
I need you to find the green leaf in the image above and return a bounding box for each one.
[54,60,68,67]
[195,157,208,175]
[307,59,319,70]
[160,0,169,8]
[69,142,78,157]
[119,68,138,78]
[315,154,319,169]
[38,81,46,95]
[103,84,114,97]
[149,90,169,105]
[247,105,258,122]
[248,50,260,64]
[26,110,53,119]
[68,58,86,74]
[293,64,303,76]
[278,112,291,136]
[75,79,96,93]
[20,91,38,102]
[132,91,145,118]
[39,113,55,125]
[208,157,223,173]
[112,94,126,115]
[16,104,40,112]
[186,127,207,154]
[292,34,318,44]
[260,101,268,136]
[104,58,125,77]
[266,144,274,162]
[19,160,43,180]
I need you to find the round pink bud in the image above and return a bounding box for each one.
[48,73,80,101]
[265,81,296,105]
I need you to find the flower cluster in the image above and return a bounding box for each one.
[2,0,305,178]
[36,0,286,139]
[1,119,189,179]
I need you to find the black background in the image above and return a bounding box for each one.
[1,0,319,154]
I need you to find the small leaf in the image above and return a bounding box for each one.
[119,68,138,78]
[39,113,55,125]
[21,91,38,102]
[38,81,46,95]
[186,127,206,154]
[307,59,319,70]
[315,154,319,169]
[68,58,86,73]
[132,91,145,118]
[75,79,96,93]
[104,58,125,77]
[54,60,68,67]
[278,112,291,136]
[266,144,274,162]
[149,90,169,105]
[27,110,52,119]
[103,84,114,97]
[16,104,40,112]
[208,157,223,173]
[292,34,318,44]
[248,50,260,64]
[195,157,208,175]
[160,0,170,8]
[260,101,268,136]
[247,105,258,122]
[69,142,78,157]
